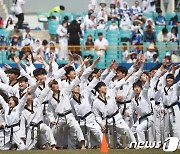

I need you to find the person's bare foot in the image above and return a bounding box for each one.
[81,145,86,150]
[51,145,57,150]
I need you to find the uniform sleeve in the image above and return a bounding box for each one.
[114,78,126,90]
[103,71,116,86]
[0,95,8,110]
[0,82,18,96]
[80,66,94,82]
[0,68,9,84]
[66,77,81,94]
[53,67,66,79]
[100,69,109,81]
[39,86,51,104]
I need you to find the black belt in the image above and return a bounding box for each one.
[155,101,160,105]
[79,111,92,135]
[30,121,43,140]
[6,122,20,144]
[106,110,119,134]
[42,101,48,115]
[164,102,178,109]
[139,113,152,124]
[150,98,154,101]
[57,110,72,117]
[118,100,131,115]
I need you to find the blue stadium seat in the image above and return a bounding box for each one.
[38,12,49,22]
[143,42,150,52]
[107,30,119,38]
[166,12,176,22]
[156,42,167,52]
[61,12,73,22]
[0,29,11,38]
[96,60,106,69]
[107,20,119,27]
[167,42,178,51]
[95,29,107,39]
[143,12,153,19]
[119,30,131,40]
[155,26,165,34]
[48,20,59,35]
[72,12,84,20]
[82,50,96,59]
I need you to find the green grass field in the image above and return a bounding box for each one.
[0,149,179,154]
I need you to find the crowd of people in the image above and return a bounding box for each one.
[0,0,179,151]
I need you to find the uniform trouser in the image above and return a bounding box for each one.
[80,121,102,148]
[107,118,136,148]
[163,106,180,142]
[59,38,68,60]
[136,117,154,142]
[52,113,84,149]
[5,130,25,150]
[153,105,164,142]
[26,123,56,150]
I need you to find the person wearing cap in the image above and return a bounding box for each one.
[97,8,108,24]
[155,9,166,26]
[108,1,119,21]
[84,13,97,30]
[23,26,34,41]
[98,0,108,14]
[97,18,107,30]
[119,14,132,30]
[56,20,68,60]
[48,5,65,17]
[94,32,108,57]
[145,18,155,31]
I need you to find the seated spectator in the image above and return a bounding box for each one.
[131,30,143,45]
[133,13,146,26]
[42,39,49,52]
[132,44,143,56]
[145,18,155,31]
[97,8,108,23]
[127,52,137,63]
[94,32,108,57]
[84,13,97,30]
[4,15,15,30]
[97,0,108,15]
[8,25,23,41]
[155,9,166,26]
[157,27,169,42]
[151,53,159,63]
[109,20,119,30]
[121,43,131,62]
[168,26,179,42]
[0,16,3,29]
[7,46,17,61]
[23,26,34,41]
[130,1,142,16]
[32,38,44,61]
[85,35,94,50]
[45,41,59,61]
[119,14,132,30]
[0,34,7,46]
[97,18,107,30]
[119,2,130,18]
[107,1,119,21]
[165,52,171,63]
[143,25,156,42]
[171,48,180,63]
[83,9,94,24]
[169,15,179,26]
[144,42,158,61]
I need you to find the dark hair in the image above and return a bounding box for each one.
[60,5,65,10]
[65,66,75,75]
[42,40,48,46]
[8,96,19,106]
[166,74,174,80]
[50,79,58,87]
[18,76,28,83]
[88,69,99,81]
[94,82,106,92]
[133,80,142,89]
[64,16,69,21]
[162,27,168,34]
[122,43,127,46]
[98,32,103,36]
[116,66,128,76]
[33,68,47,76]
[6,68,20,77]
[141,71,149,77]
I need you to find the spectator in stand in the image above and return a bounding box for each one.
[8,25,23,40]
[7,46,17,61]
[115,0,123,9]
[42,39,49,52]
[119,2,130,18]
[133,13,146,26]
[169,15,179,26]
[151,53,159,63]
[144,42,158,61]
[127,52,137,63]
[97,0,108,15]
[94,32,108,57]
[68,20,82,54]
[56,20,68,60]
[121,43,132,62]
[88,0,97,11]
[48,5,65,17]
[0,34,7,46]
[32,38,44,61]
[0,16,3,29]
[165,52,171,63]
[119,14,132,30]
[130,1,142,16]
[143,25,156,42]
[45,41,59,61]
[171,48,180,63]
[108,1,119,21]
[84,13,97,30]
[109,20,119,30]
[155,9,166,26]
[142,0,156,13]
[131,30,143,45]
[85,35,94,50]
[145,18,155,31]
[132,44,143,56]
[97,18,107,30]
[168,26,179,42]
[84,9,94,24]
[4,15,15,30]
[157,27,169,42]
[97,8,108,24]
[22,26,34,44]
